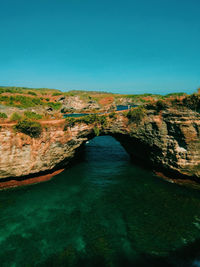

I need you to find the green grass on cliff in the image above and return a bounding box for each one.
[0,112,8,119]
[64,114,108,131]
[64,118,76,130]
[0,86,198,117]
[0,95,44,108]
[0,94,62,110]
[77,114,107,127]
[10,112,22,121]
[126,106,147,124]
[14,119,42,138]
[0,86,61,95]
[24,111,43,120]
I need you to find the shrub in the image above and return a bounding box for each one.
[182,94,200,112]
[98,115,107,127]
[5,89,12,93]
[108,112,116,119]
[28,91,37,96]
[14,119,42,138]
[0,112,7,119]
[32,98,42,105]
[93,126,100,136]
[10,112,22,121]
[77,114,107,127]
[0,95,9,102]
[155,100,168,111]
[77,114,98,124]
[126,106,146,124]
[24,111,43,120]
[64,118,76,130]
[0,95,44,108]
[165,92,186,97]
[52,92,62,96]
[47,102,62,110]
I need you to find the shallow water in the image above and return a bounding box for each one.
[1,136,200,266]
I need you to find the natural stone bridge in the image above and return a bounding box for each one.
[0,106,199,186]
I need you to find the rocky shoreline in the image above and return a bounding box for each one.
[0,169,64,190]
[0,165,199,191]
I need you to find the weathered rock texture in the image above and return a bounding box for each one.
[60,96,100,112]
[0,107,199,181]
[110,109,200,179]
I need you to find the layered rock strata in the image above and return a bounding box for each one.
[0,107,199,182]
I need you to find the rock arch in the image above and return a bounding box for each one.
[0,107,199,187]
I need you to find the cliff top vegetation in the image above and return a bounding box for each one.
[0,86,199,124]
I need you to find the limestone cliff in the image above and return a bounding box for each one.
[0,106,199,183]
[0,122,93,179]
[107,108,200,179]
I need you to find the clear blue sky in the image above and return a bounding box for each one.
[0,0,200,94]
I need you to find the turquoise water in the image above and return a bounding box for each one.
[1,136,200,266]
[63,113,89,118]
[63,105,138,118]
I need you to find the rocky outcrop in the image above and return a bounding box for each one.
[0,107,199,183]
[0,122,93,179]
[108,109,200,179]
[59,96,100,112]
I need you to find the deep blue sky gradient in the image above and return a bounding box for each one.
[0,0,200,94]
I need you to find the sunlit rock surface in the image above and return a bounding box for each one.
[0,107,199,181]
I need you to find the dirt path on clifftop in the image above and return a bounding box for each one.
[40,119,65,125]
[0,119,66,127]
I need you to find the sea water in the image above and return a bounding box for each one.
[0,136,200,266]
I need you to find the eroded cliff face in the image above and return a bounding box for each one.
[0,107,199,182]
[107,109,200,179]
[0,122,94,179]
